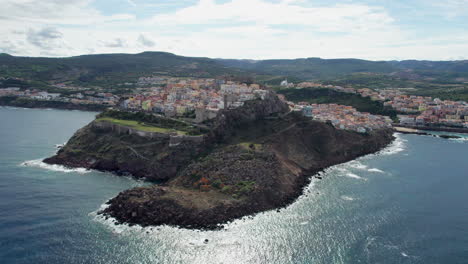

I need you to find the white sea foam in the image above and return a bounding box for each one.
[336,167,349,173]
[340,195,354,201]
[90,202,134,234]
[348,161,368,170]
[368,168,385,173]
[20,159,90,174]
[345,173,366,180]
[449,137,468,143]
[378,133,407,156]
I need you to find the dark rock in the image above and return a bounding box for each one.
[439,135,461,139]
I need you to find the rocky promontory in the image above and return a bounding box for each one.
[44,92,394,229]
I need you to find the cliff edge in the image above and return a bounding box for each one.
[44,93,394,229]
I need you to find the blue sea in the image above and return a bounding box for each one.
[0,107,467,264]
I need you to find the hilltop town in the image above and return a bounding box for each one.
[2,75,468,132]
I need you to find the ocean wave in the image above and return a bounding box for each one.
[90,202,140,235]
[345,173,367,180]
[368,168,385,173]
[348,161,368,170]
[378,133,407,156]
[20,159,90,174]
[91,200,201,235]
[336,167,349,173]
[449,137,468,143]
[340,195,355,201]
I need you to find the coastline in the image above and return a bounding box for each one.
[98,127,394,230]
[0,97,108,112]
[393,124,468,134]
[393,126,466,140]
[95,133,404,231]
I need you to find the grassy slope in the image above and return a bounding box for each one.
[97,110,207,136]
[96,117,188,135]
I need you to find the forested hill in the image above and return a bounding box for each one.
[0,52,252,88]
[217,58,396,80]
[217,58,468,81]
[1,51,467,88]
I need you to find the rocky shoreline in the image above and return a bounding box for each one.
[44,94,395,229]
[393,126,463,140]
[101,128,393,230]
[0,96,108,112]
[393,124,468,134]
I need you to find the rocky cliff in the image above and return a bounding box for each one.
[44,93,394,229]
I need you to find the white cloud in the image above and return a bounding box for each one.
[138,34,156,47]
[150,0,394,33]
[26,27,63,48]
[104,38,127,48]
[0,0,466,60]
[0,0,134,25]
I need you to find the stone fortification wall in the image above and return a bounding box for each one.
[92,120,204,145]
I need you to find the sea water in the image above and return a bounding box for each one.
[0,107,467,264]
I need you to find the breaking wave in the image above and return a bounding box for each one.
[89,202,131,234]
[345,173,366,180]
[20,159,90,174]
[378,133,407,156]
[368,168,385,173]
[340,195,355,201]
[449,137,468,143]
[348,161,368,170]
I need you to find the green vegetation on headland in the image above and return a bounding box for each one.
[96,117,190,135]
[97,110,208,136]
[278,87,400,119]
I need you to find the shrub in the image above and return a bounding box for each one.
[236,181,256,195]
[190,173,201,181]
[240,153,254,160]
[221,185,232,193]
[212,179,223,189]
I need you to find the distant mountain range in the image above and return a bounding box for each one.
[1,51,468,88]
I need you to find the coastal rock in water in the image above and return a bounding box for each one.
[101,114,393,229]
[44,93,394,229]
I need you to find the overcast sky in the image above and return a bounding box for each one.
[1,0,468,60]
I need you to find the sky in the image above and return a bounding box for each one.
[1,0,468,60]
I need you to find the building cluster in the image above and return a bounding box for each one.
[332,86,468,128]
[290,102,392,133]
[120,77,267,122]
[391,96,468,128]
[0,87,119,106]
